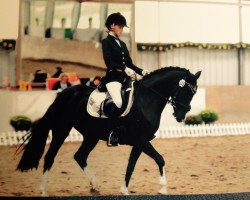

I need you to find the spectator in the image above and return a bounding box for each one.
[32,69,47,83]
[52,66,63,78]
[79,77,90,85]
[52,73,71,90]
[68,73,81,86]
[86,76,101,88]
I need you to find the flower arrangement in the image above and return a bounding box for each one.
[0,39,16,50]
[184,115,203,125]
[184,109,219,125]
[137,42,250,52]
[10,115,32,131]
[199,109,219,124]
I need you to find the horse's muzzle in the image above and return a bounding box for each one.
[173,112,185,122]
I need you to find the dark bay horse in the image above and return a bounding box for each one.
[17,67,201,195]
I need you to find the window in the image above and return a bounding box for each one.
[30,1,46,26]
[53,1,74,28]
[78,2,101,29]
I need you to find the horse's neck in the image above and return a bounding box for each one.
[134,69,182,128]
[134,82,170,129]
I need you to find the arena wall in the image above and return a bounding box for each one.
[205,85,250,123]
[22,59,105,81]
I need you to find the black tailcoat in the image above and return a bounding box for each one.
[102,34,143,83]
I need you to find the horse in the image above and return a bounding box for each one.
[17,66,201,196]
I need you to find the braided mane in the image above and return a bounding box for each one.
[141,66,188,81]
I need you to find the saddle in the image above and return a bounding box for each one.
[87,78,135,118]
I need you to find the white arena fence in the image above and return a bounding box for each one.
[0,123,250,146]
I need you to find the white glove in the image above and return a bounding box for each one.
[142,70,149,76]
[125,67,135,77]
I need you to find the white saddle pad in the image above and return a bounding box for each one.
[87,82,135,118]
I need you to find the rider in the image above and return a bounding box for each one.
[102,12,148,146]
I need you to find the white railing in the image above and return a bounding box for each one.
[157,122,250,138]
[0,123,250,146]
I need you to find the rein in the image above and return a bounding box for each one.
[138,75,197,112]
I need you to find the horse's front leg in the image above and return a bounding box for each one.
[142,140,167,194]
[120,145,142,195]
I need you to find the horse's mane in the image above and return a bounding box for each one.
[141,66,188,81]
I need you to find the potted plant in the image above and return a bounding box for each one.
[10,115,32,131]
[184,115,203,125]
[199,109,219,124]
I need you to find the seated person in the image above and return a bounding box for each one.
[86,76,101,88]
[79,77,90,85]
[32,70,47,82]
[52,73,71,90]
[32,69,48,88]
[68,72,81,86]
[52,66,63,78]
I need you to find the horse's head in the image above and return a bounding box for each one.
[170,70,201,122]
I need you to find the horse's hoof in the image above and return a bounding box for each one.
[158,187,167,195]
[90,188,100,195]
[120,187,130,195]
[40,190,48,197]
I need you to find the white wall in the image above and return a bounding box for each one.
[0,0,19,39]
[135,0,250,43]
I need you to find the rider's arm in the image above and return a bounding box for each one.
[122,42,143,76]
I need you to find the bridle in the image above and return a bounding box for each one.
[169,80,197,112]
[140,77,197,113]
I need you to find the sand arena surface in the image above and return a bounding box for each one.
[0,135,250,196]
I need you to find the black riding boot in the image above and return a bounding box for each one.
[107,125,125,147]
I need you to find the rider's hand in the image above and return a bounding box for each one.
[142,70,149,76]
[125,67,135,77]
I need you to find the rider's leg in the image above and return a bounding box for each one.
[106,81,123,146]
[106,81,122,108]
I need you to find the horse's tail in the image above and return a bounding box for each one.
[16,101,56,172]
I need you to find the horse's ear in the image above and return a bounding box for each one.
[195,71,202,80]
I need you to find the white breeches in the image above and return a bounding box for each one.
[106,81,122,108]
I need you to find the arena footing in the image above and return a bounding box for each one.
[1,193,250,200]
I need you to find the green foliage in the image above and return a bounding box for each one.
[184,115,203,125]
[10,115,32,131]
[199,109,219,124]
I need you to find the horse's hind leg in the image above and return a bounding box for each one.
[74,136,99,194]
[40,128,70,196]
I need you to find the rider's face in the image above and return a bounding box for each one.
[111,24,124,37]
